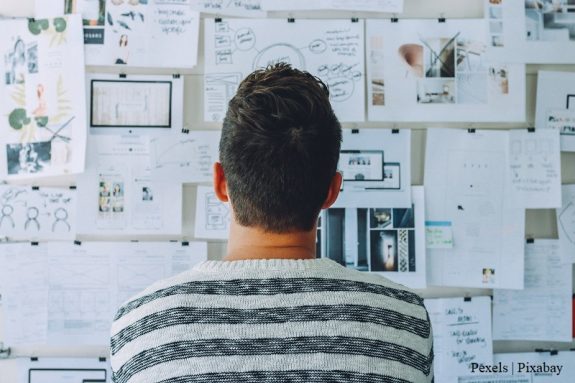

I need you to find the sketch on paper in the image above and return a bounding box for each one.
[150,130,220,183]
[0,15,87,179]
[204,19,365,122]
[366,19,525,122]
[193,0,266,17]
[0,241,207,346]
[334,129,411,208]
[0,185,76,240]
[87,73,184,133]
[77,135,182,236]
[425,129,525,289]
[91,80,172,127]
[319,187,426,288]
[535,71,575,151]
[508,129,562,208]
[194,185,231,240]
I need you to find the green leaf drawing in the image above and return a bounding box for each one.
[50,75,72,124]
[53,18,67,33]
[10,82,25,107]
[9,108,31,130]
[28,19,49,35]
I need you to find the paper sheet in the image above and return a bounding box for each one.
[194,185,230,240]
[366,19,526,122]
[10,357,111,383]
[486,0,575,64]
[0,241,207,347]
[557,184,575,264]
[424,297,493,383]
[150,130,220,183]
[0,185,76,241]
[493,239,572,342]
[86,73,184,135]
[39,0,200,68]
[204,18,365,122]
[0,1,33,17]
[76,135,182,236]
[192,0,266,17]
[425,128,525,289]
[321,186,426,288]
[333,129,411,208]
[535,71,575,152]
[508,129,562,208]
[0,15,87,180]
[262,0,404,13]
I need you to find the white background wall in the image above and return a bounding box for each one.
[0,0,574,373]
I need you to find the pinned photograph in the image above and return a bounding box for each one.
[370,230,398,272]
[6,141,51,175]
[489,65,509,95]
[339,150,384,181]
[370,208,392,229]
[422,37,456,78]
[417,79,455,103]
[525,0,575,41]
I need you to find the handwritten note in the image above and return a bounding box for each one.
[425,297,493,383]
[508,129,562,208]
[425,221,453,249]
[193,0,266,17]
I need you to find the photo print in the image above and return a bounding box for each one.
[319,187,426,288]
[525,0,575,42]
[367,18,525,122]
[6,142,51,175]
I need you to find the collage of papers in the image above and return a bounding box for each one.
[0,0,575,382]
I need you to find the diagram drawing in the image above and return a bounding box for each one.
[205,191,230,231]
[205,19,366,122]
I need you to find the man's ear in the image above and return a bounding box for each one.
[321,171,342,209]
[213,162,229,202]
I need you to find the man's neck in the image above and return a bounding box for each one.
[224,220,317,261]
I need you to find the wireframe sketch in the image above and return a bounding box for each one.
[194,185,231,239]
[204,19,365,122]
[0,185,76,240]
[334,129,411,208]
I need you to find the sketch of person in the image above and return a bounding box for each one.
[33,84,47,117]
[115,34,129,65]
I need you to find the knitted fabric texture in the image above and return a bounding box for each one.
[110,258,434,383]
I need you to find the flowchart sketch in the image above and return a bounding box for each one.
[204,18,365,122]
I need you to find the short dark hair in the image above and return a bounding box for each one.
[220,63,342,233]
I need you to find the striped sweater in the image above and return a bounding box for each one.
[110,258,434,383]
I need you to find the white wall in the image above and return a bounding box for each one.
[0,0,574,370]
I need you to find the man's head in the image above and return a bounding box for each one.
[215,63,342,233]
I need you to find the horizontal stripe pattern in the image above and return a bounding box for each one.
[111,321,431,368]
[156,370,413,383]
[112,290,428,334]
[114,337,432,383]
[111,265,433,383]
[111,304,430,355]
[114,277,424,321]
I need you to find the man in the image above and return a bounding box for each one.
[110,63,434,383]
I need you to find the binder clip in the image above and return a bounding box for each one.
[0,343,11,359]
